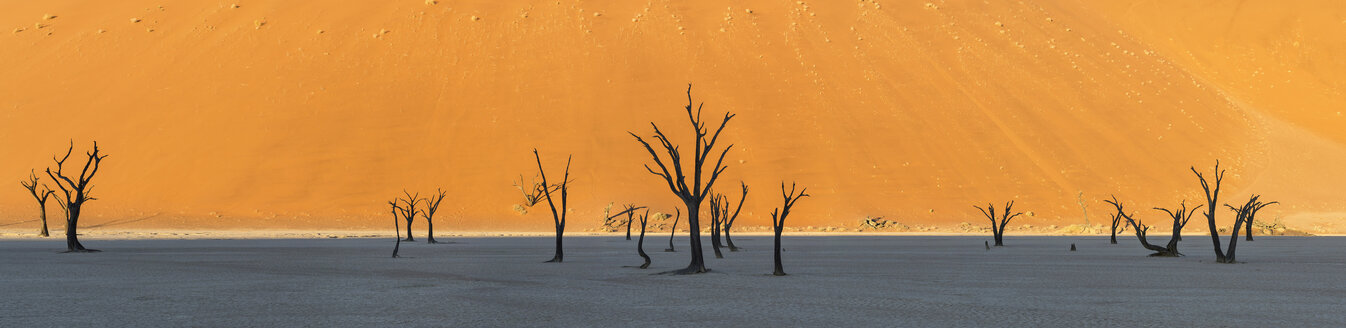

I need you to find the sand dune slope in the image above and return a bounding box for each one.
[1,0,1342,232]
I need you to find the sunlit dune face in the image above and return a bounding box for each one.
[0,0,1342,233]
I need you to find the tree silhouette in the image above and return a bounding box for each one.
[1106,196,1197,257]
[722,182,747,251]
[389,200,404,258]
[974,201,1023,247]
[46,141,108,253]
[1193,161,1278,263]
[665,208,680,252]
[1192,161,1230,262]
[20,170,55,237]
[707,194,727,259]
[533,149,571,263]
[513,174,562,208]
[423,188,446,244]
[629,84,735,274]
[1108,206,1129,245]
[624,204,638,240]
[399,190,420,242]
[1149,200,1201,256]
[636,209,652,269]
[1222,195,1278,263]
[771,182,808,276]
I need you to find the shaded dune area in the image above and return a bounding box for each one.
[1,0,1343,232]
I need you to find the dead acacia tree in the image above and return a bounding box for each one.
[1222,195,1278,262]
[629,84,736,274]
[636,209,652,269]
[771,182,808,276]
[974,201,1023,247]
[665,208,680,252]
[1148,200,1202,256]
[1238,196,1276,242]
[423,188,446,244]
[20,170,55,237]
[707,194,727,259]
[389,200,404,258]
[600,204,644,233]
[1108,204,1129,245]
[1192,161,1234,263]
[1192,161,1278,263]
[513,174,562,208]
[1105,196,1194,257]
[399,190,421,242]
[46,141,108,253]
[623,204,638,240]
[722,182,747,251]
[533,149,571,263]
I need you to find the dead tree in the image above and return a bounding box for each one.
[665,208,681,252]
[1106,196,1188,257]
[771,182,808,276]
[1222,195,1278,263]
[1076,191,1089,226]
[636,209,652,269]
[1150,200,1202,256]
[20,170,55,237]
[707,194,726,259]
[46,141,108,253]
[1238,196,1276,242]
[1193,161,1231,263]
[1108,203,1129,245]
[389,200,403,258]
[513,174,562,208]
[423,188,446,244]
[629,84,736,274]
[534,149,571,263]
[974,201,1023,247]
[601,204,644,233]
[399,190,421,242]
[624,204,638,240]
[721,182,748,251]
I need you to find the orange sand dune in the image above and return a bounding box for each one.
[1,0,1343,232]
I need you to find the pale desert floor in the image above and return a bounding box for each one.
[1,235,1343,327]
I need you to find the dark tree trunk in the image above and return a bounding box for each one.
[392,207,401,258]
[724,227,737,252]
[664,208,678,252]
[403,218,415,242]
[681,203,707,273]
[39,210,49,237]
[1245,218,1254,241]
[547,224,564,263]
[772,224,785,276]
[665,209,679,252]
[64,206,95,252]
[724,182,746,252]
[1226,215,1245,263]
[426,218,438,244]
[625,210,633,241]
[710,213,723,259]
[637,211,651,269]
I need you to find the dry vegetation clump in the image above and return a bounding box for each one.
[856,217,910,232]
